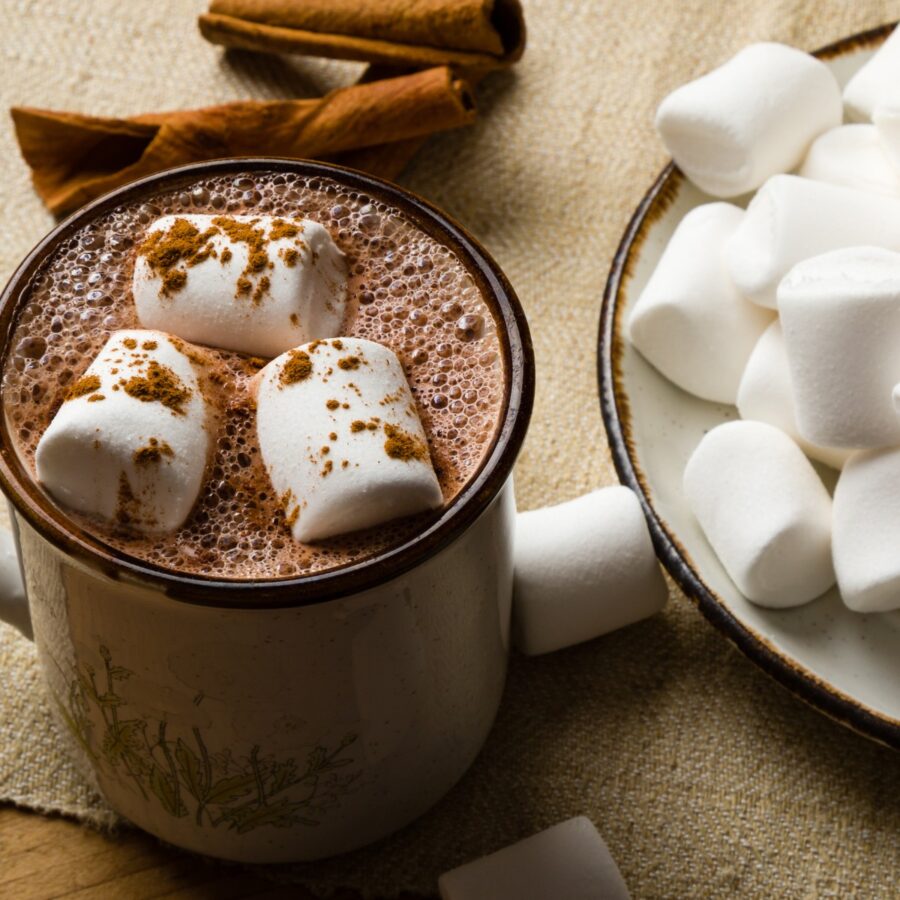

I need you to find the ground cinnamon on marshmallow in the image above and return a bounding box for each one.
[255,337,443,541]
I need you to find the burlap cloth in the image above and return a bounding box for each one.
[2,1,899,896]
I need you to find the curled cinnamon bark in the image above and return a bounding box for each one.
[199,0,526,73]
[11,67,475,217]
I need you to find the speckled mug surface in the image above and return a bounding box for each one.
[600,26,900,750]
[0,159,534,862]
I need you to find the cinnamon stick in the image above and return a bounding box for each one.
[11,67,476,218]
[199,0,525,73]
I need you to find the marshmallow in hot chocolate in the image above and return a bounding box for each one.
[133,214,348,358]
[255,337,443,542]
[35,330,211,534]
[655,42,841,197]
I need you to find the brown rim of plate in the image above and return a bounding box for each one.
[598,21,900,751]
[0,158,534,609]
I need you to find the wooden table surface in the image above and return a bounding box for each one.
[0,805,432,899]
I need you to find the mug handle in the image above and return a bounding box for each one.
[0,527,30,640]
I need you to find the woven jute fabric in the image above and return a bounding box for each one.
[2,1,900,897]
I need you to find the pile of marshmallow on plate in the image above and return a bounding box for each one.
[628,32,900,614]
[35,214,444,543]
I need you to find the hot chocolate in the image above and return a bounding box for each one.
[2,170,506,580]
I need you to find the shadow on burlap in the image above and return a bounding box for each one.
[1,1,900,897]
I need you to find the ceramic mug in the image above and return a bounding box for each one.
[0,159,534,863]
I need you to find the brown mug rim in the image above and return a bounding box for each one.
[0,158,534,609]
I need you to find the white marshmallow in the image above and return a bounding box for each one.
[133,214,348,358]
[778,246,900,449]
[627,203,773,404]
[872,105,900,177]
[255,337,443,542]
[736,320,852,470]
[655,42,841,198]
[843,25,900,122]
[726,175,900,307]
[833,448,900,613]
[513,487,667,656]
[438,817,631,900]
[35,330,211,534]
[799,124,900,197]
[683,421,834,608]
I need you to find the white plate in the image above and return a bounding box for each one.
[599,23,900,749]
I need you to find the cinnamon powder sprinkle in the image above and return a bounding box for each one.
[87,393,105,403]
[115,472,142,526]
[321,460,334,477]
[122,338,137,350]
[384,423,428,462]
[331,339,344,350]
[269,219,301,241]
[221,247,232,263]
[123,362,191,415]
[211,215,274,304]
[138,218,218,296]
[326,399,339,410]
[338,355,361,371]
[142,340,158,350]
[280,350,312,385]
[282,248,299,267]
[350,420,366,433]
[65,374,101,401]
[252,275,271,305]
[133,438,174,466]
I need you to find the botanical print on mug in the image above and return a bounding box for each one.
[57,642,363,834]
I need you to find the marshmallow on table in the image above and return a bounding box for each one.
[35,330,210,534]
[133,214,348,358]
[833,448,900,613]
[799,125,900,197]
[843,25,900,122]
[627,202,773,404]
[726,175,900,308]
[778,246,900,449]
[655,42,841,198]
[736,320,852,471]
[683,421,834,608]
[513,487,667,656]
[438,817,631,900]
[255,337,442,542]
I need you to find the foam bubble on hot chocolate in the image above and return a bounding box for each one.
[133,214,348,358]
[2,171,505,579]
[255,337,443,542]
[35,329,211,534]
